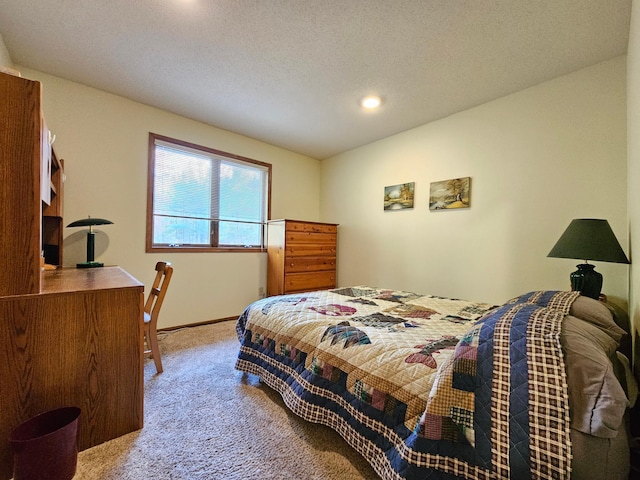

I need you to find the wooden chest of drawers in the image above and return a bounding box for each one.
[267,219,338,296]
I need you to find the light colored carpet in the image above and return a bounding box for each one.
[75,320,377,479]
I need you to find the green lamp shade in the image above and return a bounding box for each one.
[67,217,114,228]
[547,219,629,264]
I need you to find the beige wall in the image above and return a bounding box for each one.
[2,33,632,327]
[322,57,629,307]
[16,67,322,329]
[628,0,640,360]
[0,34,12,68]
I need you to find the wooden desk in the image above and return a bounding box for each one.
[0,267,144,479]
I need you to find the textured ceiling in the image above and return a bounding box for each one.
[0,1,632,159]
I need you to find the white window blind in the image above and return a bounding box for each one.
[149,134,270,250]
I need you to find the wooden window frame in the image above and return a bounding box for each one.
[146,133,271,253]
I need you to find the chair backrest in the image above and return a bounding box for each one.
[144,261,173,325]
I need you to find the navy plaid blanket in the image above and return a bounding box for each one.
[236,287,578,479]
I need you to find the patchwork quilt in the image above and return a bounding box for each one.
[235,287,580,480]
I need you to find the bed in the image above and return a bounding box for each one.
[235,286,633,479]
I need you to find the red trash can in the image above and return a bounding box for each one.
[9,407,81,480]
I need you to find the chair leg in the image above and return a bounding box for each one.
[147,327,163,374]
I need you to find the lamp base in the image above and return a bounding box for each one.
[76,261,104,269]
[569,263,602,299]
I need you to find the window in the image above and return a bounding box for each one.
[147,133,271,252]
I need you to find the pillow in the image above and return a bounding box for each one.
[616,351,638,408]
[569,296,627,344]
[561,314,628,438]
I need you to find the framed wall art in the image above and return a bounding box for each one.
[429,177,471,210]
[384,182,415,210]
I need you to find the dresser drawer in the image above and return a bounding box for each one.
[286,221,337,235]
[284,271,336,293]
[286,231,337,245]
[285,256,336,273]
[285,244,337,257]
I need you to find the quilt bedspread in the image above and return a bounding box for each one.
[235,287,579,480]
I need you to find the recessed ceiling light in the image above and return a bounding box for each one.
[361,96,382,109]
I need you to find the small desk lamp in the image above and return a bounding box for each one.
[67,216,114,268]
[547,218,629,299]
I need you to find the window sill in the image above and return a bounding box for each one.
[146,246,266,253]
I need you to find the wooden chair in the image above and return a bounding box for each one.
[143,261,173,373]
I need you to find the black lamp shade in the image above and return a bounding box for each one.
[66,217,114,268]
[67,218,114,228]
[547,219,629,299]
[547,219,629,264]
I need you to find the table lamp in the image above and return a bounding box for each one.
[547,218,629,299]
[67,216,114,268]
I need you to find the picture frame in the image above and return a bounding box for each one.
[429,177,471,210]
[384,182,415,210]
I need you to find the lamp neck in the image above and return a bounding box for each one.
[576,263,594,269]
